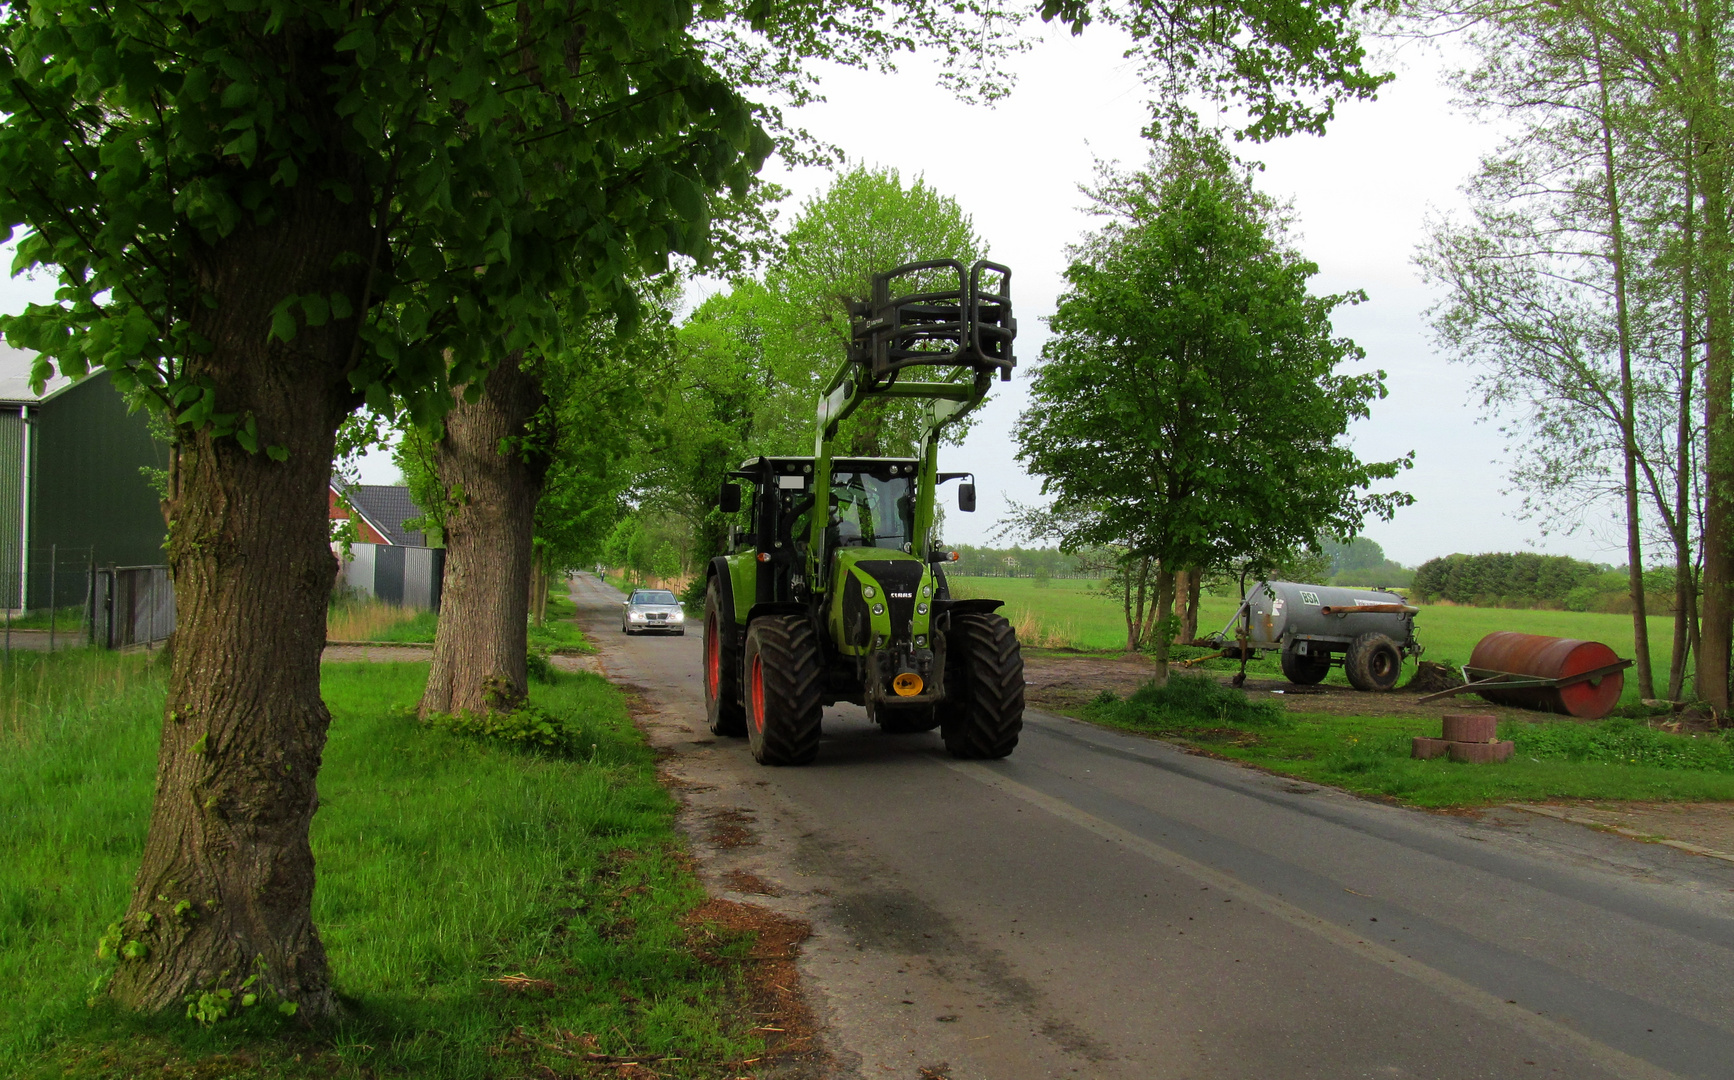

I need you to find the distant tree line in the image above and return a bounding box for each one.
[1411,552,1683,613]
[948,545,1095,578]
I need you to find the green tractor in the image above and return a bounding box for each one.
[701,260,1026,765]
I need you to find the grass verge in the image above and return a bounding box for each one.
[3,655,773,1078]
[1082,674,1734,808]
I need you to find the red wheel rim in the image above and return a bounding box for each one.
[705,613,720,699]
[749,653,766,734]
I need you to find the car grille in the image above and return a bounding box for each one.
[647,613,667,622]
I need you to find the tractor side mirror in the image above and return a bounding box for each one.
[718,482,741,514]
[958,483,977,513]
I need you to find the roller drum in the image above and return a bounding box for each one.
[1467,632,1623,719]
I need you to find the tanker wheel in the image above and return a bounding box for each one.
[703,578,746,737]
[744,615,823,766]
[877,705,941,734]
[1280,641,1332,686]
[940,613,1025,759]
[1344,633,1403,692]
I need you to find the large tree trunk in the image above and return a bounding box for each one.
[421,351,549,716]
[108,192,367,1016]
[1695,76,1732,709]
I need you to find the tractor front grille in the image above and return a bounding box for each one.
[855,560,925,642]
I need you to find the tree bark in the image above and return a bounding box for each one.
[1176,565,1202,643]
[421,351,549,716]
[108,190,368,1016]
[1670,135,1699,702]
[1593,36,1656,699]
[1149,566,1177,686]
[1694,26,1732,709]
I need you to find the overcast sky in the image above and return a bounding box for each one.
[660,19,1627,568]
[0,20,1632,568]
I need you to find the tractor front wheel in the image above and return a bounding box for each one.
[744,615,824,766]
[704,578,746,736]
[940,613,1024,759]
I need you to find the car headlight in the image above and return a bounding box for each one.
[629,611,646,621]
[672,610,685,621]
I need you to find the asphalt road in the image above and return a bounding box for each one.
[575,574,1734,1080]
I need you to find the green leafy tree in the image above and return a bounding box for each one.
[0,0,767,1016]
[1013,133,1411,680]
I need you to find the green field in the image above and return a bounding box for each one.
[1,653,761,1078]
[947,575,1686,705]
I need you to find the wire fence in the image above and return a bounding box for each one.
[0,546,175,656]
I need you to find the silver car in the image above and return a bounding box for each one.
[621,589,686,635]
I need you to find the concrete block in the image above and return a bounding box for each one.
[1412,737,1453,760]
[1442,713,1499,743]
[1448,739,1515,764]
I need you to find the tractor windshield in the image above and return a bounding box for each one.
[830,470,914,550]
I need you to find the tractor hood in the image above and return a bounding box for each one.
[829,548,935,655]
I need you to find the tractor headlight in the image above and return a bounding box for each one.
[914,635,927,647]
[863,585,876,599]
[872,603,884,616]
[917,603,928,615]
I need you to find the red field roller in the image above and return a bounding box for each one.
[1419,632,1632,719]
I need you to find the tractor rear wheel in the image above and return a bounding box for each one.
[1344,632,1403,692]
[1280,640,1332,685]
[704,578,746,736]
[744,615,824,765]
[940,613,1024,759]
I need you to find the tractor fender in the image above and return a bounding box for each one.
[933,598,1005,617]
[746,600,808,624]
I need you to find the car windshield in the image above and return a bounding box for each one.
[830,470,914,550]
[633,591,677,605]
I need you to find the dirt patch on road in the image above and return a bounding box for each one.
[707,807,759,848]
[684,898,825,1077]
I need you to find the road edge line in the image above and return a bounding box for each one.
[944,759,1681,1080]
[1504,804,1734,864]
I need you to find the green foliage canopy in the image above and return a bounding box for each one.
[1014,134,1411,581]
[0,0,772,433]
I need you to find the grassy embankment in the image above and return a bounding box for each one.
[1,649,767,1078]
[1082,674,1734,807]
[329,587,593,653]
[947,574,1682,707]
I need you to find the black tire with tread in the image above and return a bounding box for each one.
[1280,640,1331,685]
[939,613,1024,759]
[703,578,746,736]
[744,615,824,765]
[1344,632,1403,692]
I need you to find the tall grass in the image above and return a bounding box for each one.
[0,650,167,1063]
[3,658,757,1078]
[325,598,422,642]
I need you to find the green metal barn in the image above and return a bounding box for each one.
[0,346,169,609]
